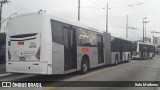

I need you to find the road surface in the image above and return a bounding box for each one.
[0,56,160,90]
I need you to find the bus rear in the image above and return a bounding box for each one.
[6,13,50,74]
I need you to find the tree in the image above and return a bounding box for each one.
[0,33,6,45]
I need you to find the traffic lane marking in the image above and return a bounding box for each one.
[44,61,136,90]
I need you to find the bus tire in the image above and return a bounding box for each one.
[151,54,153,59]
[80,57,89,74]
[114,55,118,65]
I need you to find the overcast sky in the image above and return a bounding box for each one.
[1,0,160,41]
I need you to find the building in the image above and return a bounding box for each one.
[154,37,160,45]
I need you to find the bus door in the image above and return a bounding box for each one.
[97,35,104,64]
[63,27,77,71]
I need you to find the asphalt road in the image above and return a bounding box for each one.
[0,56,160,90]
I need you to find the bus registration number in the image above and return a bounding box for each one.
[19,57,26,61]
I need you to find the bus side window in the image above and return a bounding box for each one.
[50,20,63,45]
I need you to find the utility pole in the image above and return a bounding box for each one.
[142,17,147,42]
[0,0,9,32]
[144,22,146,40]
[126,15,128,38]
[106,2,108,33]
[152,31,155,44]
[78,0,80,21]
[143,19,144,42]
[0,2,2,32]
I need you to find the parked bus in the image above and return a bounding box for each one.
[6,11,133,75]
[132,42,155,59]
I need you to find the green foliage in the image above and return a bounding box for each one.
[0,33,6,44]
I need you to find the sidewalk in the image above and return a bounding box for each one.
[155,55,160,60]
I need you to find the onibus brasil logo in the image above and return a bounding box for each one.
[1,82,42,87]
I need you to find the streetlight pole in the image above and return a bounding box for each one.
[144,21,149,41]
[1,13,17,24]
[106,2,108,33]
[126,14,128,38]
[0,0,9,32]
[78,0,80,21]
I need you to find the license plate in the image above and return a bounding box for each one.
[19,57,26,61]
[18,42,24,45]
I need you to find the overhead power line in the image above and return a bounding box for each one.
[129,29,140,40]
[80,0,156,39]
[110,2,143,9]
[81,1,144,9]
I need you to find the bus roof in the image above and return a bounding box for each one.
[111,36,134,42]
[48,12,103,33]
[137,42,155,46]
[9,11,104,33]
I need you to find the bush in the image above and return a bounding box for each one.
[0,33,6,45]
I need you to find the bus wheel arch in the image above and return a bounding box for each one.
[151,54,154,59]
[80,54,90,74]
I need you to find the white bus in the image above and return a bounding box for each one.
[132,42,155,59]
[6,11,133,75]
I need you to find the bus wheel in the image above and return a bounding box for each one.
[151,54,153,59]
[80,58,89,74]
[114,55,118,65]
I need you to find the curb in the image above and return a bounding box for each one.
[0,73,12,78]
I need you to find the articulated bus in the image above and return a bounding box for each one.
[111,37,133,64]
[132,42,155,59]
[6,11,133,75]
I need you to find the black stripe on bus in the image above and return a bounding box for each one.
[10,37,36,41]
[10,33,37,38]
